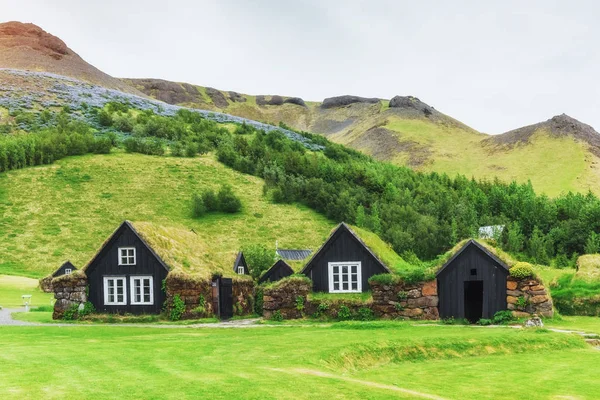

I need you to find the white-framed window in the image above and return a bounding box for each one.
[328,262,362,293]
[130,276,154,305]
[65,268,72,275]
[103,277,127,305]
[118,247,136,266]
[237,266,245,274]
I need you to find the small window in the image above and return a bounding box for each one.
[65,268,72,275]
[328,262,362,293]
[130,276,154,305]
[104,277,127,305]
[237,266,245,275]
[118,247,136,266]
[470,268,477,276]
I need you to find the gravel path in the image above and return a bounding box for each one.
[0,308,34,326]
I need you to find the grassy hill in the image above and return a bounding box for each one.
[0,151,334,278]
[128,78,600,197]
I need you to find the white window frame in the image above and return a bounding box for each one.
[130,276,154,305]
[237,266,245,275]
[65,268,72,275]
[328,261,362,293]
[118,247,136,266]
[103,276,127,305]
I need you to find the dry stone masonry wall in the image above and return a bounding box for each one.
[52,272,87,319]
[507,276,553,318]
[371,280,439,320]
[263,278,311,319]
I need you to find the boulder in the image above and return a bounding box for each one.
[205,87,229,108]
[507,281,518,290]
[284,97,307,107]
[422,281,437,296]
[507,296,518,304]
[407,289,421,299]
[530,295,548,304]
[321,95,380,109]
[389,95,434,116]
[512,311,531,319]
[228,91,246,103]
[507,290,522,297]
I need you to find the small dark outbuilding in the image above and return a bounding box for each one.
[437,240,509,322]
[258,260,294,284]
[52,261,77,277]
[85,221,170,315]
[233,252,249,275]
[301,223,391,293]
[276,249,312,261]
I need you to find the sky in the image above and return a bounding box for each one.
[2,0,599,133]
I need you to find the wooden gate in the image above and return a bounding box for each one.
[218,277,233,320]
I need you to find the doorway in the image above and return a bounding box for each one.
[464,281,483,323]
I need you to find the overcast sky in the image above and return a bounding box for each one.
[2,0,599,133]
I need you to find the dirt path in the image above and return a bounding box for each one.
[270,368,449,400]
[0,308,34,326]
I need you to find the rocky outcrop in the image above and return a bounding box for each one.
[263,277,311,319]
[256,95,286,106]
[129,79,199,105]
[205,87,229,108]
[506,277,553,318]
[52,271,87,319]
[321,95,381,109]
[228,91,246,103]
[389,95,435,117]
[370,280,439,320]
[284,97,307,107]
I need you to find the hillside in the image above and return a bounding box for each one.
[128,78,600,196]
[0,152,334,278]
[0,21,143,95]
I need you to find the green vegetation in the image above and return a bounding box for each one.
[308,291,372,303]
[0,152,332,277]
[510,262,535,279]
[192,184,243,217]
[0,275,53,308]
[0,323,597,399]
[242,244,275,280]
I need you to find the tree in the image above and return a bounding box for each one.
[242,244,274,280]
[505,221,524,253]
[201,189,219,212]
[217,185,242,213]
[528,227,549,264]
[191,194,206,218]
[585,231,600,254]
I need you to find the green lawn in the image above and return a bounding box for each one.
[0,322,597,399]
[0,152,334,278]
[545,316,600,335]
[0,275,53,308]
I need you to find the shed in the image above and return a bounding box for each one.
[436,240,509,322]
[258,260,294,284]
[301,223,391,293]
[52,261,77,277]
[233,252,249,275]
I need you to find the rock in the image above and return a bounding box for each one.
[228,91,246,103]
[507,281,518,290]
[507,290,522,296]
[399,307,423,317]
[530,295,548,304]
[70,291,86,302]
[524,315,544,327]
[321,95,380,109]
[507,296,518,304]
[269,95,284,106]
[422,281,437,296]
[407,289,421,299]
[529,290,546,296]
[284,97,306,107]
[507,303,516,310]
[512,311,531,319]
[205,87,229,108]
[389,95,435,116]
[530,285,545,291]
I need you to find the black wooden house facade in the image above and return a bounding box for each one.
[437,240,509,322]
[85,221,169,315]
[258,260,294,284]
[233,252,249,275]
[52,261,77,277]
[301,223,390,293]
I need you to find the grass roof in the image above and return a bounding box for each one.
[347,225,413,274]
[576,254,600,281]
[432,238,517,272]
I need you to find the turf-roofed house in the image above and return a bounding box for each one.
[301,223,392,293]
[52,221,255,320]
[39,261,79,292]
[258,259,295,284]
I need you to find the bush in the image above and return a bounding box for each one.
[63,304,79,321]
[271,310,283,322]
[254,287,264,315]
[191,193,206,218]
[313,301,330,318]
[337,305,352,321]
[184,143,197,157]
[79,301,96,318]
[171,142,185,157]
[170,294,186,321]
[357,307,374,321]
[478,318,493,326]
[243,244,275,280]
[201,189,219,212]
[510,262,535,279]
[492,310,515,324]
[295,295,305,312]
[217,184,242,213]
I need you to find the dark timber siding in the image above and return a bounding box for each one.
[437,242,508,320]
[302,226,388,293]
[86,224,168,315]
[52,261,77,277]
[258,260,294,284]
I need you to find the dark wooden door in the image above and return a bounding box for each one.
[219,278,233,320]
[464,280,483,322]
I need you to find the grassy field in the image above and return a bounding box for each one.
[0,322,597,399]
[0,152,334,278]
[0,275,53,308]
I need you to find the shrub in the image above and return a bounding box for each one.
[397,291,408,301]
[201,189,219,212]
[337,305,352,321]
[171,142,185,157]
[510,262,535,279]
[478,318,493,326]
[357,307,374,321]
[170,294,186,321]
[184,142,197,157]
[217,184,242,213]
[254,287,264,315]
[271,310,283,322]
[394,302,404,312]
[313,301,330,318]
[516,296,530,309]
[242,244,274,280]
[63,304,79,321]
[191,193,206,218]
[295,295,305,312]
[92,137,113,154]
[492,310,515,324]
[79,301,96,318]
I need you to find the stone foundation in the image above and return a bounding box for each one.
[52,272,88,319]
[165,273,214,319]
[232,280,255,316]
[507,276,553,318]
[39,276,53,293]
[263,277,311,319]
[371,280,439,320]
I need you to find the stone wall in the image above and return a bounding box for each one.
[263,277,311,319]
[507,276,553,318]
[165,273,214,319]
[232,280,255,316]
[370,280,439,320]
[39,275,53,293]
[52,272,87,319]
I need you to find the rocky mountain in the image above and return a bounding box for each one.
[0,21,142,95]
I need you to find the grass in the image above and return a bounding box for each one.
[0,322,597,399]
[308,291,373,303]
[0,152,334,278]
[0,275,53,308]
[545,316,600,334]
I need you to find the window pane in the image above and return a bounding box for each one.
[343,282,348,290]
[342,274,348,282]
[342,266,348,274]
[351,265,357,274]
[352,282,358,290]
[333,275,339,282]
[334,282,339,290]
[144,293,150,302]
[351,274,358,283]
[333,266,339,273]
